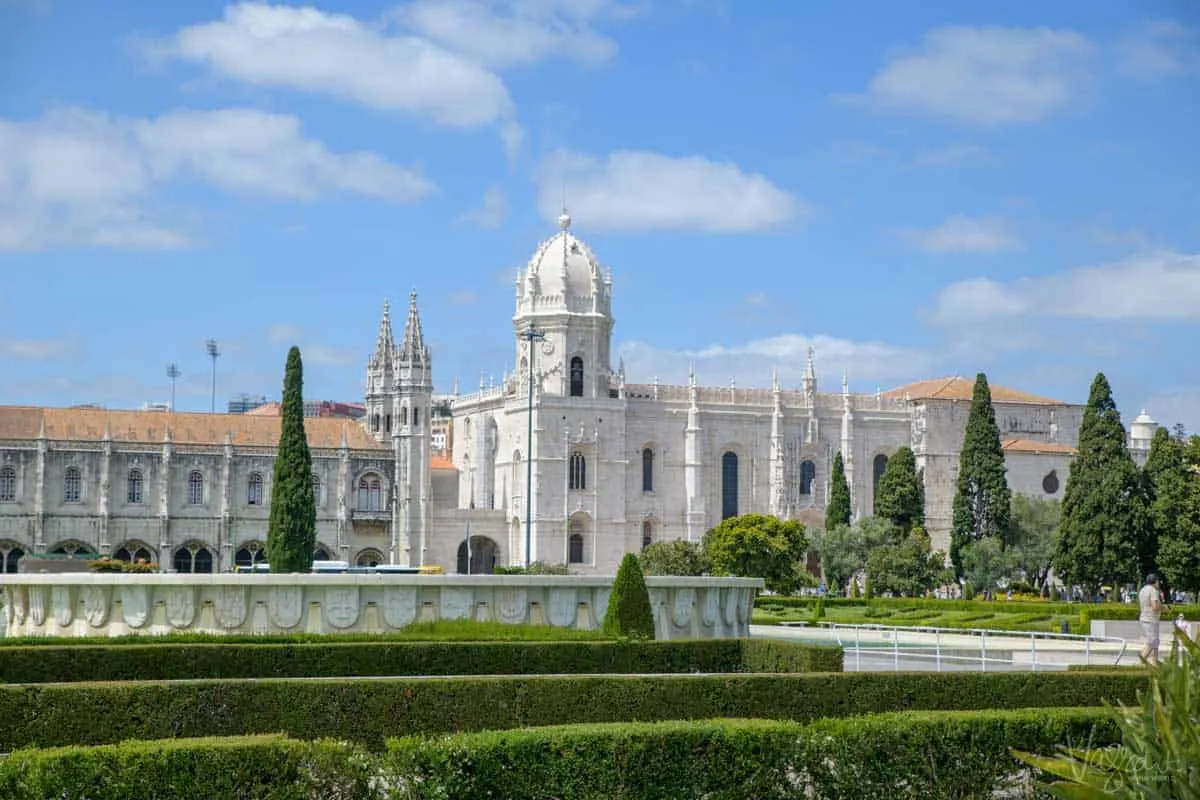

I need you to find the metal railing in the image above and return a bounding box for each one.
[780,621,1129,672]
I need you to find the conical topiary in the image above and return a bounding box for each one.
[603,553,656,640]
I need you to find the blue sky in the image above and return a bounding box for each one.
[1,0,1198,429]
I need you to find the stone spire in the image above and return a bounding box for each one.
[803,345,817,396]
[371,298,395,366]
[398,289,428,365]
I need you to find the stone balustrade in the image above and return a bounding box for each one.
[2,574,763,640]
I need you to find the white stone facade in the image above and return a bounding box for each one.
[0,215,1159,577]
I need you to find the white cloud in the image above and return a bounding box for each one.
[265,324,303,344]
[0,336,80,361]
[1116,20,1200,78]
[617,333,934,388]
[853,26,1094,125]
[900,215,1019,254]
[396,0,637,69]
[304,345,361,367]
[927,251,1200,325]
[538,149,804,233]
[0,107,433,251]
[461,186,507,230]
[147,2,514,128]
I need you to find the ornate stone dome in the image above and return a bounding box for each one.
[522,212,605,299]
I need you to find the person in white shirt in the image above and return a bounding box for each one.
[1138,574,1164,665]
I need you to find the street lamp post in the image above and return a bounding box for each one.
[520,326,545,568]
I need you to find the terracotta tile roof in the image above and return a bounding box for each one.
[244,402,282,416]
[881,377,1065,405]
[0,406,388,450]
[1001,438,1077,455]
[430,455,457,471]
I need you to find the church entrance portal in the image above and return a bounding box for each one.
[457,535,499,574]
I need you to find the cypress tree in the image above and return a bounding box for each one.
[603,553,655,640]
[1145,428,1200,594]
[1053,373,1141,595]
[950,373,1012,574]
[267,346,317,573]
[825,450,851,531]
[874,445,925,534]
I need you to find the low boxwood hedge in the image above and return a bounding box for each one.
[0,670,1147,751]
[0,638,842,684]
[0,709,1122,799]
[755,595,1200,621]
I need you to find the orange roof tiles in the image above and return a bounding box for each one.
[1001,438,1077,455]
[882,377,1065,406]
[0,406,388,450]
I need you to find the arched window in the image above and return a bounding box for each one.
[312,473,322,506]
[64,467,82,503]
[568,517,585,564]
[187,471,204,505]
[356,548,384,567]
[314,545,332,561]
[401,407,408,426]
[569,356,584,397]
[457,535,499,574]
[235,541,267,568]
[872,454,889,503]
[0,467,15,503]
[641,448,654,493]
[127,469,144,504]
[800,460,816,495]
[569,451,586,491]
[0,540,25,573]
[357,474,383,511]
[49,540,95,559]
[721,451,739,520]
[642,520,653,550]
[247,472,264,505]
[413,407,420,426]
[385,413,392,433]
[113,541,154,564]
[174,542,215,573]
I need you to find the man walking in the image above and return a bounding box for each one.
[1138,574,1164,665]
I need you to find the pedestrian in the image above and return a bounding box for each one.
[1138,574,1164,665]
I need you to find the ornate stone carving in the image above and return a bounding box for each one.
[28,585,46,626]
[324,587,360,628]
[671,587,695,628]
[592,587,611,623]
[120,585,149,628]
[439,587,472,620]
[52,585,73,627]
[269,587,305,629]
[381,587,417,629]
[699,587,719,628]
[82,585,109,627]
[216,586,248,629]
[494,588,528,624]
[736,588,751,623]
[166,587,196,628]
[548,588,575,627]
[723,587,738,627]
[10,587,27,625]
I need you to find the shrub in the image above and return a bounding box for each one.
[493,561,571,575]
[120,560,158,574]
[603,553,655,640]
[87,557,124,573]
[811,595,826,623]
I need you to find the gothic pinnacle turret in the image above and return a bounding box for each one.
[398,289,429,366]
[371,299,395,367]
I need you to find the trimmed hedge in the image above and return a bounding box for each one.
[0,639,842,684]
[755,595,1200,621]
[0,709,1121,799]
[0,671,1147,751]
[388,708,1121,799]
[0,734,374,800]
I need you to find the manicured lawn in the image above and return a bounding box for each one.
[753,602,1085,633]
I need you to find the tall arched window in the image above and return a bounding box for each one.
[569,451,587,490]
[800,460,816,495]
[641,447,654,492]
[187,471,204,505]
[358,474,383,511]
[312,473,322,506]
[126,469,144,504]
[64,466,82,503]
[642,520,653,550]
[114,541,154,564]
[568,517,585,564]
[569,356,584,397]
[235,541,267,568]
[873,454,889,503]
[401,407,408,425]
[0,540,25,573]
[413,407,419,426]
[0,466,15,503]
[174,542,215,573]
[247,472,264,505]
[721,451,739,520]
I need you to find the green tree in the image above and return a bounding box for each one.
[639,539,711,576]
[702,513,808,595]
[1007,495,1061,590]
[1053,373,1143,595]
[267,346,317,574]
[814,517,896,595]
[950,373,1012,574]
[960,536,1018,593]
[874,446,925,533]
[602,553,655,640]
[1148,430,1200,594]
[825,450,851,531]
[865,527,950,597]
